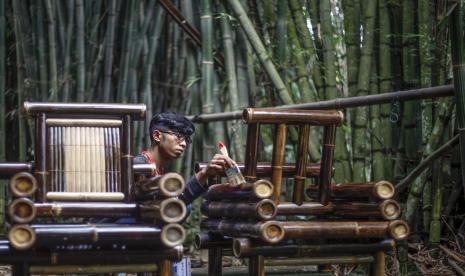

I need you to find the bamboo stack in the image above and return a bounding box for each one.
[0,103,187,275]
[198,108,410,276]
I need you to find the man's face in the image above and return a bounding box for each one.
[153,129,190,159]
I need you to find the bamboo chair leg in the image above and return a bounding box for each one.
[248,255,264,276]
[208,247,222,276]
[157,260,172,276]
[12,263,30,276]
[371,251,385,276]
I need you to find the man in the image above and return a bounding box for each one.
[134,112,233,205]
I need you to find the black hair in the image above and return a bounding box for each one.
[149,112,195,144]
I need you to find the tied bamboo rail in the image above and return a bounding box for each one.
[187,85,454,123]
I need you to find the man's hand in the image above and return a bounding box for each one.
[195,154,235,185]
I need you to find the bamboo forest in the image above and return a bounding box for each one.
[0,0,465,275]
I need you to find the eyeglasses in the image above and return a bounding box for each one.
[159,131,192,145]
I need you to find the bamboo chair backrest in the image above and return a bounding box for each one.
[242,108,343,205]
[23,102,146,202]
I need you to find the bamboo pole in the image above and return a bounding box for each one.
[158,260,172,276]
[233,238,395,258]
[378,0,393,179]
[318,125,337,205]
[196,162,322,178]
[102,0,117,102]
[271,123,286,203]
[352,0,377,182]
[249,255,265,276]
[208,247,222,276]
[201,219,285,244]
[203,180,274,201]
[30,264,157,274]
[371,251,386,276]
[187,85,454,123]
[195,233,232,249]
[0,0,4,231]
[293,125,309,205]
[201,199,277,220]
[75,0,85,101]
[219,1,244,159]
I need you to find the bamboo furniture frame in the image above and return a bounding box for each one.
[0,102,185,276]
[198,108,409,276]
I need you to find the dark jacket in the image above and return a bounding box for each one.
[134,153,206,205]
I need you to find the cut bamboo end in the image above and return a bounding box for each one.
[9,172,37,197]
[159,173,185,197]
[160,198,187,223]
[388,220,410,240]
[161,224,186,248]
[233,238,250,258]
[261,221,285,244]
[46,192,125,202]
[379,200,401,220]
[253,179,274,199]
[374,181,395,199]
[9,198,36,224]
[9,224,36,250]
[256,199,278,220]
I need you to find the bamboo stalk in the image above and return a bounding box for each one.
[450,0,465,197]
[288,0,324,93]
[195,232,232,249]
[75,0,85,101]
[378,0,393,179]
[62,1,74,101]
[219,1,244,159]
[36,1,48,100]
[306,181,395,200]
[279,220,409,240]
[226,0,294,105]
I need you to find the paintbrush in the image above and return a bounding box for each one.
[218,142,246,187]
